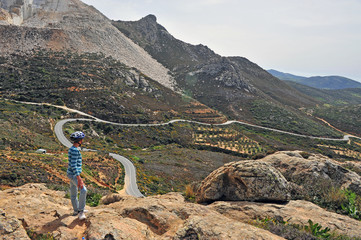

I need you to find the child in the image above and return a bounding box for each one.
[67,131,87,220]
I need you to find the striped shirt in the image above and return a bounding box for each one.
[67,146,82,176]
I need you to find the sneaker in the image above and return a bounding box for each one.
[78,211,86,220]
[73,209,88,216]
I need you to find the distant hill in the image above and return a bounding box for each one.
[284,81,361,105]
[267,69,307,82]
[268,69,361,90]
[306,76,361,89]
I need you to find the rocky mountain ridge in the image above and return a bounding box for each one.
[113,15,317,121]
[1,151,361,239]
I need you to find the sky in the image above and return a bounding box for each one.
[82,0,361,82]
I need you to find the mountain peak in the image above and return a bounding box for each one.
[142,14,157,22]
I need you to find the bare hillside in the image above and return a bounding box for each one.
[0,0,176,89]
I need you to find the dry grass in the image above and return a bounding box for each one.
[185,184,196,199]
[324,187,347,206]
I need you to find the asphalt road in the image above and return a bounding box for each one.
[54,118,144,197]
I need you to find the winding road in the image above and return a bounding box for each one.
[54,119,144,198]
[6,99,361,198]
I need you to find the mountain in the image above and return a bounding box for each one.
[0,0,228,124]
[267,69,307,82]
[306,76,361,89]
[284,81,361,105]
[0,2,342,136]
[113,15,318,122]
[268,69,361,90]
[1,3,361,240]
[0,0,175,90]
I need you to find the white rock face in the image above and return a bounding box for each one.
[0,0,34,25]
[0,0,176,90]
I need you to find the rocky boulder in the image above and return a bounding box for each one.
[260,151,361,197]
[196,160,292,203]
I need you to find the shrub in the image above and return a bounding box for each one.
[341,189,360,220]
[26,229,56,240]
[304,219,331,239]
[184,184,196,202]
[86,191,103,207]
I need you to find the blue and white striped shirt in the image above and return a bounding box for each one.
[67,146,82,176]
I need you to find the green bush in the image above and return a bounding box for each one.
[86,191,103,207]
[341,189,360,220]
[304,219,331,239]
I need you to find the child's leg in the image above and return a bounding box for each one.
[68,175,79,212]
[78,185,87,212]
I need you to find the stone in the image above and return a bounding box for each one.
[0,8,12,25]
[100,193,124,205]
[196,160,291,203]
[0,211,29,240]
[85,210,156,240]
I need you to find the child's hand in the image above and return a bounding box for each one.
[77,176,84,189]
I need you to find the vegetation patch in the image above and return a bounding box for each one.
[0,50,225,124]
[252,217,359,240]
[313,105,361,136]
[251,100,342,138]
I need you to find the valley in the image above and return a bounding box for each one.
[2,99,361,197]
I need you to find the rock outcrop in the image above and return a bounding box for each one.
[196,160,291,203]
[0,8,12,24]
[210,200,361,238]
[0,184,283,240]
[260,151,361,197]
[0,209,29,240]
